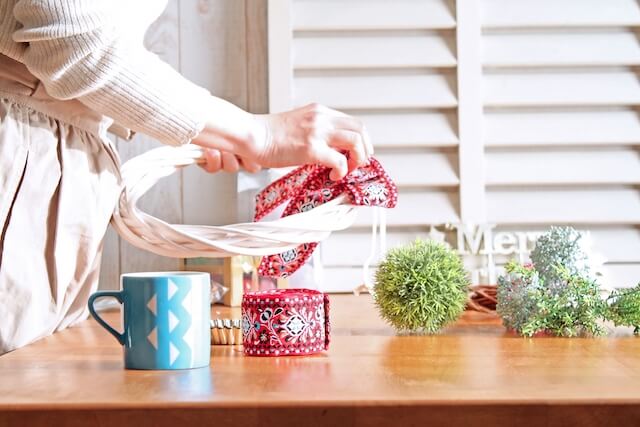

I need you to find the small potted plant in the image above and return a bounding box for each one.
[497,227,609,337]
[605,284,640,335]
[530,226,594,283]
[374,239,470,334]
[496,260,541,334]
[518,267,606,337]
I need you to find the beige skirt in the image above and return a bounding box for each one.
[0,58,122,353]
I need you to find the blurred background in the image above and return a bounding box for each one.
[100,0,640,293]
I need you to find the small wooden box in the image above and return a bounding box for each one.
[183,257,288,307]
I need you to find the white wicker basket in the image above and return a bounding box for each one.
[111,145,359,258]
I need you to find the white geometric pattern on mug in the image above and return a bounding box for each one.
[145,279,192,366]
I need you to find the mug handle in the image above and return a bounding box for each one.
[88,291,126,345]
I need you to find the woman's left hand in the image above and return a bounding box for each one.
[200,148,262,174]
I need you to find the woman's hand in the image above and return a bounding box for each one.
[249,103,373,181]
[199,149,262,174]
[192,98,372,181]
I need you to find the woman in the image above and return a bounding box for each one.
[0,0,372,353]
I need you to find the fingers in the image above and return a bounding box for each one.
[200,148,261,175]
[238,157,262,173]
[251,103,373,173]
[327,112,374,158]
[201,148,222,173]
[221,151,241,173]
[313,106,374,168]
[328,130,367,172]
[312,146,348,181]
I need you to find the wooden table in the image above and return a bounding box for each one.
[1,295,639,427]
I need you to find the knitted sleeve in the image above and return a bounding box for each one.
[11,0,211,146]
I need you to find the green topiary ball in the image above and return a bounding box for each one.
[374,239,470,334]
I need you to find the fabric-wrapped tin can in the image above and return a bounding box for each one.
[241,289,330,356]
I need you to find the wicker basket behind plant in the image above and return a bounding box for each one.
[467,285,498,313]
[111,145,359,258]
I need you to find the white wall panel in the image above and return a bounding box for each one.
[100,1,264,289]
[588,227,640,263]
[605,264,640,289]
[101,0,182,289]
[322,268,372,292]
[321,230,434,266]
[353,191,460,227]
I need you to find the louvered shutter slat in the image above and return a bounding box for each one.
[485,110,640,147]
[376,151,459,187]
[484,31,640,68]
[482,0,640,28]
[486,148,640,186]
[294,34,457,70]
[292,0,456,31]
[294,74,458,110]
[484,72,640,107]
[487,188,640,225]
[359,112,458,148]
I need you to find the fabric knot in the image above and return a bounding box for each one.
[254,158,398,278]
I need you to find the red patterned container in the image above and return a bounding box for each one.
[241,289,330,356]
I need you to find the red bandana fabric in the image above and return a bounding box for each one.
[242,289,330,356]
[254,158,398,278]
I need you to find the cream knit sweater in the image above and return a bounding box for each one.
[0,0,211,146]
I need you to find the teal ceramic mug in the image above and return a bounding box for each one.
[88,272,211,370]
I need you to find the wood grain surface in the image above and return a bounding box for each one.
[1,295,639,427]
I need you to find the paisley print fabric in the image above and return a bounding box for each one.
[255,158,398,278]
[242,289,330,357]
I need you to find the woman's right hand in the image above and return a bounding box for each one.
[248,103,374,181]
[199,148,262,174]
[192,99,372,181]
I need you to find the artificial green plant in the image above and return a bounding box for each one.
[497,226,640,337]
[605,283,640,335]
[374,239,470,334]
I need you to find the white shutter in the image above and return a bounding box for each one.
[481,0,640,289]
[268,0,640,291]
